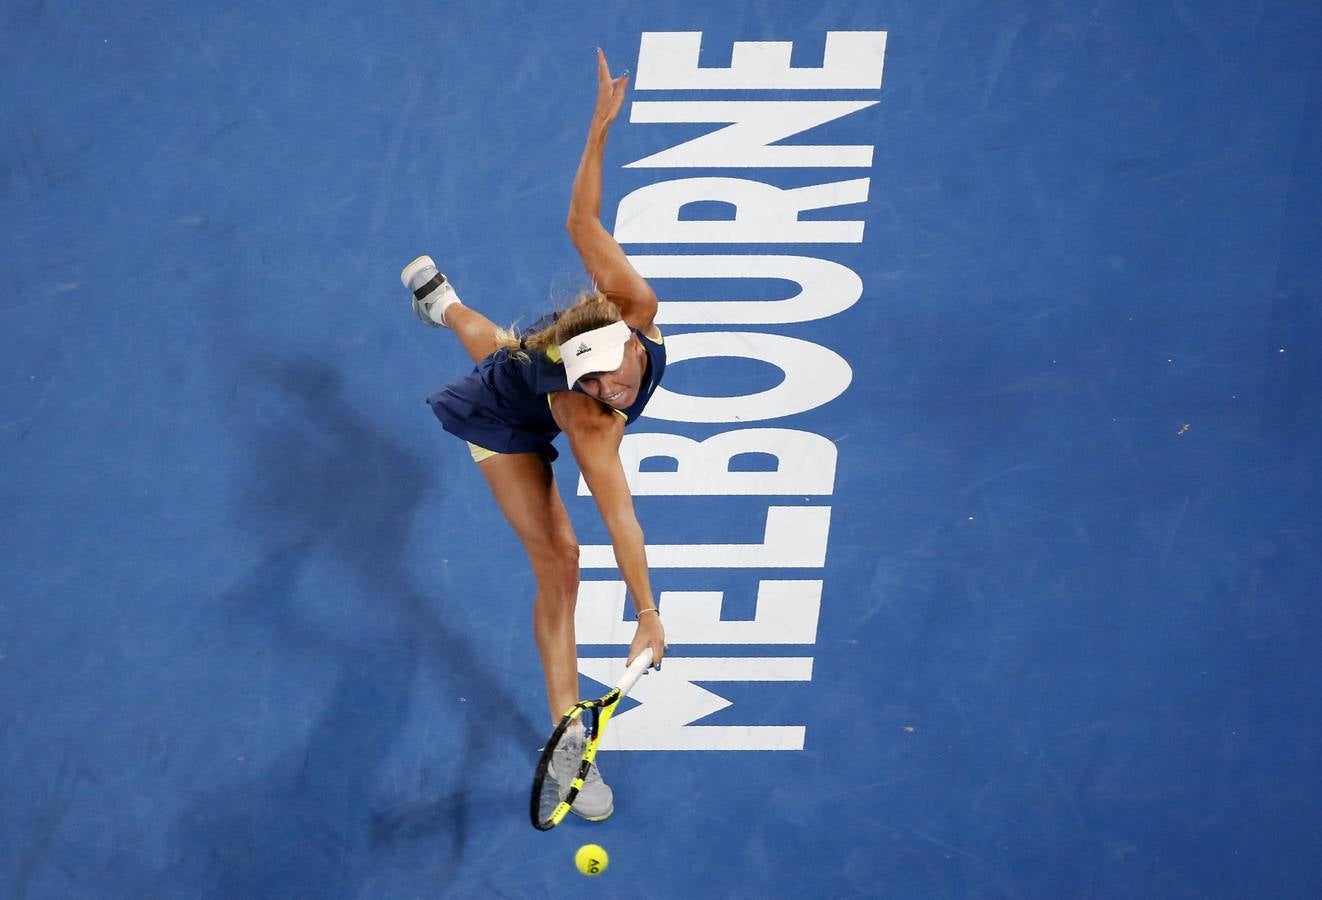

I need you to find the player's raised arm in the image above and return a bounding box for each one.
[566,49,658,335]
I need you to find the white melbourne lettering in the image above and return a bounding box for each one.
[625,100,879,169]
[635,255,863,326]
[580,656,814,751]
[578,30,887,751]
[634,32,887,90]
[581,506,830,569]
[575,580,823,645]
[580,428,839,496]
[615,176,870,244]
[642,331,853,423]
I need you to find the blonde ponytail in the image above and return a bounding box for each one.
[495,290,623,362]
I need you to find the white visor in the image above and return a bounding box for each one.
[560,320,632,387]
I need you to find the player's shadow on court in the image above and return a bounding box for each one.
[167,358,541,895]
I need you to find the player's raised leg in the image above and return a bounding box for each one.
[444,304,503,364]
[401,254,500,362]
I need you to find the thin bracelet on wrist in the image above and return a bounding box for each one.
[636,607,660,619]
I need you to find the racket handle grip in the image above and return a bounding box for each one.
[617,647,654,696]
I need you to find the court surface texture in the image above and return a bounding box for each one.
[3,2,1320,898]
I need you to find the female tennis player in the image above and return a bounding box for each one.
[400,49,664,822]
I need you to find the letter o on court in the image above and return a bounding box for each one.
[642,332,852,423]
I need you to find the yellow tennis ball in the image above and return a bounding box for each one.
[575,843,609,877]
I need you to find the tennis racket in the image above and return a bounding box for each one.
[530,648,654,831]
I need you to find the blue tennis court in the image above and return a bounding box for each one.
[3,2,1320,897]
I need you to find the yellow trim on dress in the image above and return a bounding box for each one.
[467,441,499,463]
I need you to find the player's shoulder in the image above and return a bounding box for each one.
[550,390,624,439]
[549,388,610,420]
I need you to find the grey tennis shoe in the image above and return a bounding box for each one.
[400,255,461,327]
[571,761,614,821]
[550,726,615,822]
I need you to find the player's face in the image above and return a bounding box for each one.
[578,337,644,410]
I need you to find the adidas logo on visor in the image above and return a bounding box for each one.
[575,343,591,356]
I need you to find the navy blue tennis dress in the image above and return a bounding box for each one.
[427,319,666,462]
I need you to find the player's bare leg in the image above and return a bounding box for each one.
[477,451,613,821]
[475,451,581,722]
[443,304,502,364]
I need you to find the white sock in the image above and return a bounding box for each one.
[428,285,461,327]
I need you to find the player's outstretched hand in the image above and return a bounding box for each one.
[592,48,629,132]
